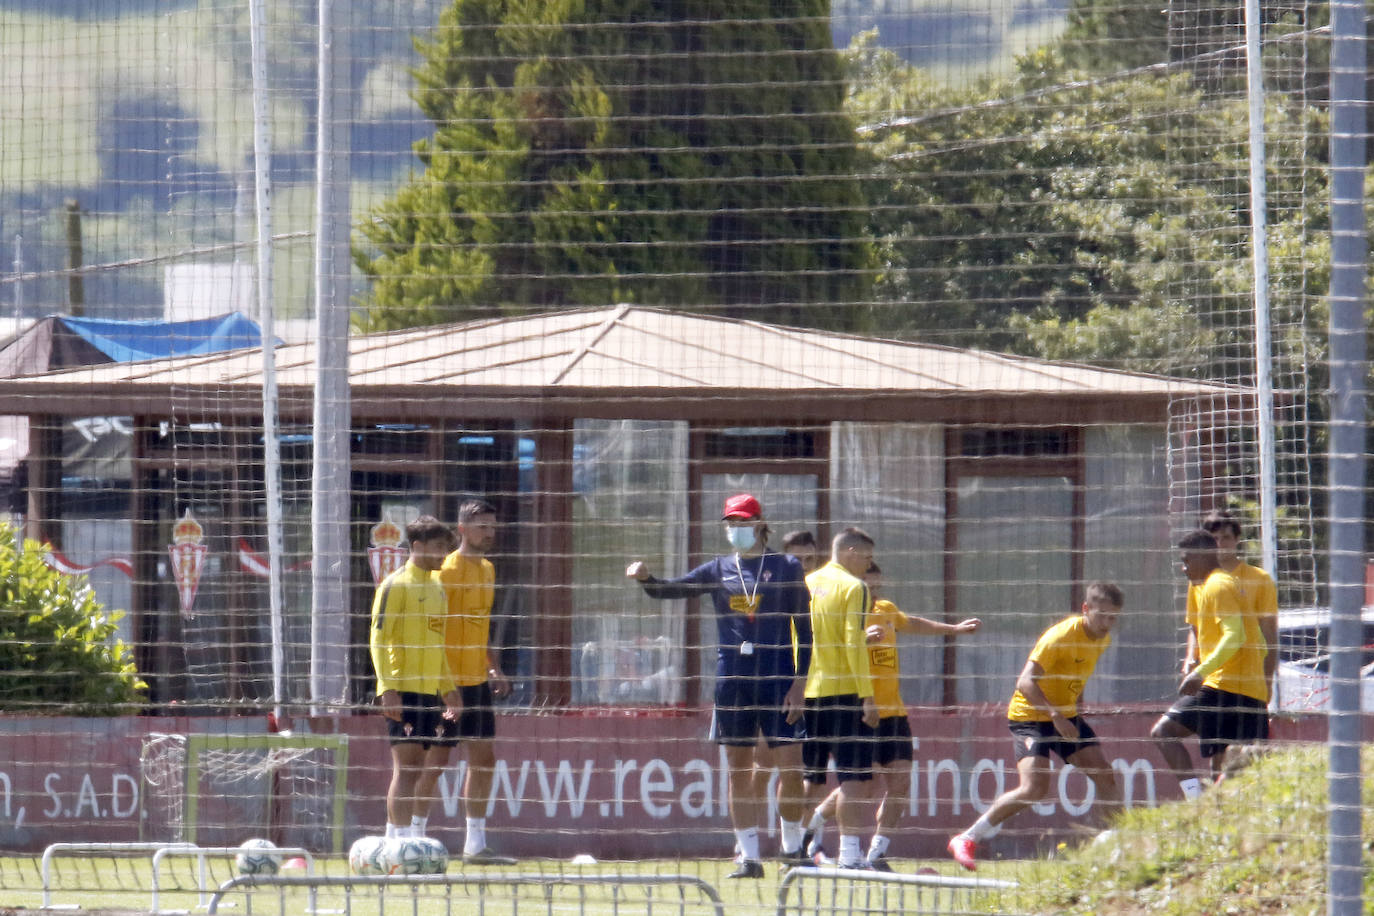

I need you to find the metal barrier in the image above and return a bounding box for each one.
[207,872,728,916]
[150,844,315,913]
[41,842,199,909]
[776,866,1018,916]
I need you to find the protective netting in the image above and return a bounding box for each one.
[139,732,346,852]
[0,0,1361,913]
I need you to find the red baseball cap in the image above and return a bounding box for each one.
[722,494,763,520]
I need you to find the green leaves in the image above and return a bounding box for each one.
[846,37,1328,378]
[354,0,874,330]
[0,523,145,715]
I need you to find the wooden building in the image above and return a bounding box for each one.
[0,306,1246,715]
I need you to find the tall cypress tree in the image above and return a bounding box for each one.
[354,0,873,331]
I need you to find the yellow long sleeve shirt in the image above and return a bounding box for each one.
[1188,567,1268,702]
[369,560,453,696]
[804,561,873,699]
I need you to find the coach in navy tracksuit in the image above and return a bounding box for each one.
[626,493,812,878]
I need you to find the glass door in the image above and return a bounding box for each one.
[950,474,1075,705]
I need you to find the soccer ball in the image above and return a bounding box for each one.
[383,836,429,875]
[235,838,282,875]
[411,836,449,874]
[348,835,389,876]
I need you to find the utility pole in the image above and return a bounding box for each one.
[65,200,84,316]
[12,234,22,318]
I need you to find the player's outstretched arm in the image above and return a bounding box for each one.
[901,616,982,637]
[626,559,717,599]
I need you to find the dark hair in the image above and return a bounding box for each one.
[406,515,455,548]
[1178,529,1219,552]
[458,498,497,525]
[833,526,875,553]
[782,529,818,551]
[1200,510,1243,539]
[1085,581,1124,609]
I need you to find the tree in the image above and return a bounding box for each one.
[845,37,1328,383]
[0,524,145,714]
[845,33,1335,601]
[355,0,874,331]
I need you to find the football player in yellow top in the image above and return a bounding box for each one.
[804,563,980,870]
[1200,511,1278,749]
[424,498,515,864]
[802,527,881,870]
[369,515,461,840]
[947,582,1124,871]
[1151,527,1270,799]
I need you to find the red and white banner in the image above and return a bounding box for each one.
[43,549,134,579]
[41,536,315,584]
[0,711,1346,858]
[236,538,312,578]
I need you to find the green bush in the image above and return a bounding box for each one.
[0,523,145,714]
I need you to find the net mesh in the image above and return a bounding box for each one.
[0,0,1360,912]
[139,732,344,852]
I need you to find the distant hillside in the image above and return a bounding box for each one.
[0,0,1068,318]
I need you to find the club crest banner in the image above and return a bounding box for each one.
[168,509,208,618]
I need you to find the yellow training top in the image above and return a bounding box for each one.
[439,550,496,686]
[1229,561,1278,621]
[1006,615,1111,722]
[867,599,910,719]
[1188,567,1268,702]
[804,561,873,699]
[369,559,453,695]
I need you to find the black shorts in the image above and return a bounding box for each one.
[437,682,498,744]
[802,694,872,784]
[870,714,915,767]
[711,675,804,747]
[1008,717,1100,764]
[386,691,448,747]
[1165,686,1269,758]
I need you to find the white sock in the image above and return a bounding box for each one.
[780,819,804,854]
[464,817,487,855]
[734,826,760,862]
[837,834,862,866]
[410,815,427,838]
[384,822,398,839]
[1180,777,1203,799]
[807,809,827,832]
[964,811,996,842]
[866,834,890,862]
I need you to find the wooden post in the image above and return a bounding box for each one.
[533,421,574,708]
[24,415,61,547]
[64,200,84,316]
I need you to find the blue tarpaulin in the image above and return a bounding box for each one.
[60,312,268,362]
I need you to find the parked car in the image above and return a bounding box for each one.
[1272,605,1374,713]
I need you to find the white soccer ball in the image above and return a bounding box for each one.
[383,836,429,875]
[348,835,389,876]
[411,836,449,874]
[235,837,282,875]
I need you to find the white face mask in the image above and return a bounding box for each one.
[725,525,757,551]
